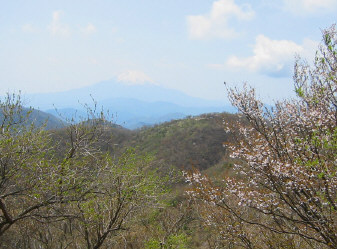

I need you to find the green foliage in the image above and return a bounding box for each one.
[295,86,304,97]
[0,93,243,248]
[145,233,190,249]
[124,113,239,171]
[0,93,172,248]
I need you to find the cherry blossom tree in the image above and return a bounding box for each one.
[186,25,337,248]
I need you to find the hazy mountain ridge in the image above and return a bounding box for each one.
[26,79,234,128]
[26,79,226,109]
[0,107,64,130]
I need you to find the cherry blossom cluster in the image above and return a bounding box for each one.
[185,25,337,248]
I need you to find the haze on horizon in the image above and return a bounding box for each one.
[1,0,336,104]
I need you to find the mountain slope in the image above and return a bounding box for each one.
[0,107,64,130]
[108,112,241,171]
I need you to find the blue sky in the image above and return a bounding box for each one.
[0,0,336,104]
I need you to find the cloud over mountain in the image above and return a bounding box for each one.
[117,70,154,85]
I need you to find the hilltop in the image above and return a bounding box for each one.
[92,112,241,174]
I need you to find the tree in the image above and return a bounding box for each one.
[185,25,337,248]
[72,148,167,249]
[0,94,61,237]
[0,94,167,248]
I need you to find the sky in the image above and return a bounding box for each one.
[0,0,336,104]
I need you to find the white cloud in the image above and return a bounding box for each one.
[117,70,154,85]
[187,0,254,40]
[284,0,337,14]
[22,24,38,33]
[225,35,317,77]
[81,23,96,35]
[48,10,70,36]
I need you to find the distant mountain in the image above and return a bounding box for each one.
[25,79,235,129]
[27,108,65,130]
[115,112,188,130]
[45,108,88,122]
[27,79,226,109]
[44,97,229,129]
[0,107,64,130]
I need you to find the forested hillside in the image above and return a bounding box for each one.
[0,95,238,248]
[0,95,64,130]
[1,25,337,249]
[106,112,240,171]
